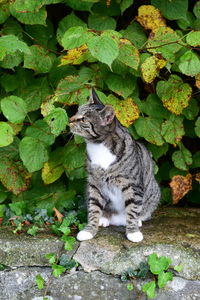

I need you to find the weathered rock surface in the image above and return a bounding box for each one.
[74,207,200,280]
[0,207,200,300]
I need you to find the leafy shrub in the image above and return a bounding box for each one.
[0,0,200,219]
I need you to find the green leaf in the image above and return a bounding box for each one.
[177,12,195,30]
[61,26,89,50]
[19,137,49,172]
[142,281,156,299]
[57,13,87,44]
[25,120,55,146]
[0,5,10,24]
[35,274,45,290]
[120,22,147,49]
[0,34,30,60]
[172,143,192,171]
[11,0,43,12]
[158,271,173,288]
[25,21,54,47]
[44,108,68,136]
[59,254,77,270]
[182,98,199,120]
[1,17,23,39]
[24,45,54,73]
[14,75,50,112]
[0,204,5,218]
[45,253,57,264]
[63,236,76,251]
[105,73,136,98]
[156,75,192,115]
[92,1,120,16]
[195,117,200,138]
[174,265,183,272]
[151,0,188,20]
[87,34,119,68]
[64,0,93,11]
[179,50,200,77]
[161,115,185,145]
[88,14,116,30]
[9,201,25,215]
[52,264,66,278]
[127,283,134,291]
[135,117,164,146]
[58,224,71,235]
[10,5,47,25]
[0,73,19,92]
[147,143,169,161]
[186,31,200,47]
[120,0,134,13]
[0,51,23,69]
[140,94,170,119]
[146,27,182,61]
[193,1,200,18]
[1,96,27,124]
[118,39,139,70]
[0,122,14,147]
[27,225,39,236]
[63,142,85,179]
[148,253,172,275]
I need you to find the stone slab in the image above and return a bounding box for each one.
[0,268,200,300]
[0,227,78,267]
[74,207,200,280]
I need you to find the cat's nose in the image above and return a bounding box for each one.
[69,116,76,123]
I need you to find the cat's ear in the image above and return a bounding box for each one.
[100,105,115,126]
[88,88,104,107]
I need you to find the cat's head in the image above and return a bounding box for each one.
[69,89,116,141]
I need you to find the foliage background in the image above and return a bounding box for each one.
[0,0,200,221]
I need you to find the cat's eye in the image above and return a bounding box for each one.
[80,117,86,122]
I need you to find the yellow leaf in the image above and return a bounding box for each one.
[107,95,140,127]
[195,74,200,89]
[169,174,192,204]
[8,122,23,135]
[136,5,166,31]
[141,55,166,83]
[41,97,56,117]
[106,0,111,7]
[195,173,200,183]
[42,161,64,184]
[60,44,88,66]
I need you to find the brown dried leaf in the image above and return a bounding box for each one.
[53,207,63,223]
[169,174,192,204]
[136,5,166,31]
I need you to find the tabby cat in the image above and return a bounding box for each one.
[69,89,160,242]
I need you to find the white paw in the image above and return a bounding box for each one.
[77,230,94,241]
[138,219,142,227]
[127,231,143,243]
[99,217,110,227]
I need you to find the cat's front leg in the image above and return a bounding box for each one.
[77,184,104,241]
[123,186,144,243]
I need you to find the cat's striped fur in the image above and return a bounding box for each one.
[69,89,160,242]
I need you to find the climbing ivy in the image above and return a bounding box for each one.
[0,0,200,221]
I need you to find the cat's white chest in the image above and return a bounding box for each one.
[86,142,116,170]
